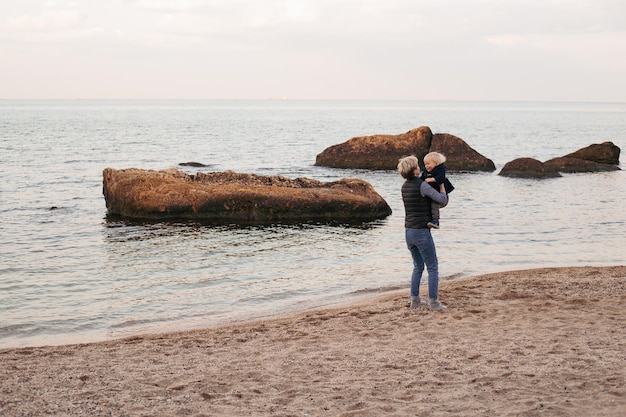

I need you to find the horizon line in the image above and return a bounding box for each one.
[2,97,626,104]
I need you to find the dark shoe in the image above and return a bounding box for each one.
[429,299,448,311]
[427,220,440,229]
[410,297,426,308]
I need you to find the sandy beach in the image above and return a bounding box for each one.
[1,265,624,416]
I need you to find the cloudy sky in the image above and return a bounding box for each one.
[1,0,625,101]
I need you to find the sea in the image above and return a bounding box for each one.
[1,99,625,349]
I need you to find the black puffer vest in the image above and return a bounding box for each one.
[401,177,432,229]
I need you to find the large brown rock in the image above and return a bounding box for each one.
[102,168,392,223]
[499,158,562,179]
[315,126,495,172]
[563,141,620,165]
[500,142,621,177]
[315,126,431,170]
[544,157,620,173]
[430,133,496,171]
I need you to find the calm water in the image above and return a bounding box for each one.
[1,100,625,349]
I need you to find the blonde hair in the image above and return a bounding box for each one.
[397,155,419,179]
[424,152,447,166]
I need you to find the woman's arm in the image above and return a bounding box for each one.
[420,182,448,205]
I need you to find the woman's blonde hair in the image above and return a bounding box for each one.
[397,155,419,179]
[424,152,447,166]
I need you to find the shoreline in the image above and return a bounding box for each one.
[0,263,605,351]
[1,265,625,416]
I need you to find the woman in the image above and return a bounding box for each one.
[397,155,449,310]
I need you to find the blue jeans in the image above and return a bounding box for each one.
[405,228,439,300]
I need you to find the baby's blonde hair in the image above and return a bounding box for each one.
[424,152,447,166]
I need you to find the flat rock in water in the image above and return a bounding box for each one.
[102,168,392,223]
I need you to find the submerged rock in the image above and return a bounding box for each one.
[102,168,392,223]
[314,126,495,172]
[179,162,210,167]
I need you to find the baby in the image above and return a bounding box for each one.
[420,152,454,228]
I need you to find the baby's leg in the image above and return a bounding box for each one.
[431,202,440,221]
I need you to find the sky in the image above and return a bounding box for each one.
[1,0,625,101]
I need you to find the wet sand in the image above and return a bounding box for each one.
[1,265,624,416]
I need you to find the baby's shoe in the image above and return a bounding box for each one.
[427,219,440,229]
